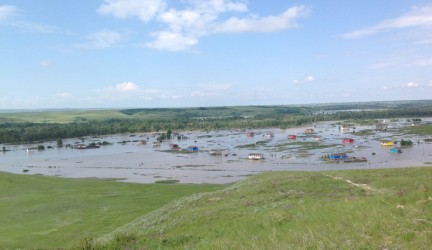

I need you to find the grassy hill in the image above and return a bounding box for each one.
[84,167,432,249]
[2,99,432,123]
[0,173,222,249]
[0,109,130,123]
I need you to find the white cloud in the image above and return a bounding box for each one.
[429,81,432,87]
[99,1,310,51]
[305,76,315,82]
[90,82,166,105]
[293,76,316,83]
[11,21,60,33]
[146,31,198,51]
[214,6,309,33]
[0,5,19,22]
[100,82,161,95]
[76,30,124,49]
[381,86,388,90]
[98,0,166,22]
[191,0,248,13]
[406,82,419,88]
[115,82,139,92]
[342,5,432,39]
[1,5,61,33]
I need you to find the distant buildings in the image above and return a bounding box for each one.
[329,153,348,160]
[304,128,315,134]
[209,150,223,156]
[342,138,354,144]
[380,141,394,146]
[248,153,264,160]
[389,147,402,153]
[288,135,297,140]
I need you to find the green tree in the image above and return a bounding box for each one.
[56,138,63,147]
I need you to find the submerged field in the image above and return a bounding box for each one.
[0,173,222,249]
[85,167,432,249]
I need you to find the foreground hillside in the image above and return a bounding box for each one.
[0,173,222,249]
[84,167,432,249]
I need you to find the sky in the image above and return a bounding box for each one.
[1,0,432,109]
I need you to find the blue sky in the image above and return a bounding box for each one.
[1,0,432,109]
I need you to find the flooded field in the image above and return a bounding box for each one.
[1,118,432,184]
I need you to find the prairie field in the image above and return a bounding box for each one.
[0,173,222,249]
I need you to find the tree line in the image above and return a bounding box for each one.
[1,106,432,144]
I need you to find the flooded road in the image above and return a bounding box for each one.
[1,118,432,183]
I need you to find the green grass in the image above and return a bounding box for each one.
[0,110,130,123]
[1,167,431,249]
[0,173,222,249]
[87,167,432,249]
[401,124,432,135]
[269,141,339,152]
[0,106,305,124]
[355,129,377,136]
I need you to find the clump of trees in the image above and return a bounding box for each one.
[400,139,413,146]
[56,138,63,147]
[157,130,172,141]
[1,104,432,144]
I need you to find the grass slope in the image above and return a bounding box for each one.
[0,173,222,249]
[0,110,130,123]
[87,167,432,249]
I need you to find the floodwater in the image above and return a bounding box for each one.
[1,118,432,184]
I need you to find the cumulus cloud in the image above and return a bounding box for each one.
[305,76,315,82]
[98,0,166,22]
[100,82,162,96]
[90,81,167,105]
[293,76,316,83]
[76,30,124,49]
[214,6,309,33]
[406,82,419,88]
[0,5,20,22]
[115,81,139,92]
[146,31,198,51]
[99,0,310,51]
[342,5,432,39]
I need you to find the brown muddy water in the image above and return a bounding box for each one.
[1,118,432,184]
